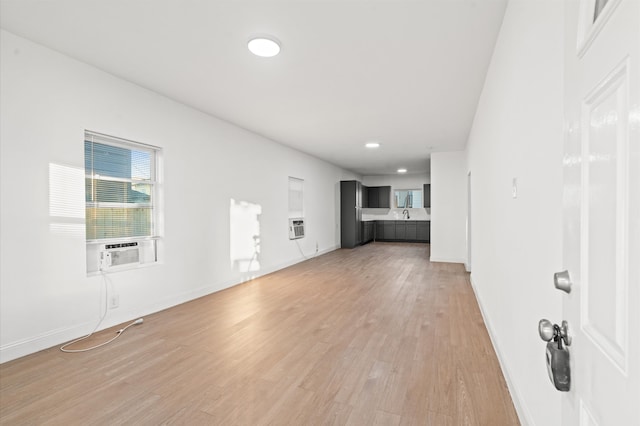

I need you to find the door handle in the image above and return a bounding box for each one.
[538,319,571,346]
[554,270,572,293]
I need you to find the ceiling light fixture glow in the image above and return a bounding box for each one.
[248,36,281,57]
[365,142,380,148]
[397,168,407,173]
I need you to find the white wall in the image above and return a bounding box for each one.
[465,1,564,425]
[430,151,467,263]
[0,30,357,363]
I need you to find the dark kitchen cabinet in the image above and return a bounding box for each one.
[383,221,395,240]
[367,187,379,208]
[406,221,417,241]
[378,186,391,208]
[417,221,430,242]
[376,221,384,240]
[362,221,374,244]
[395,221,406,240]
[364,186,391,208]
[340,180,363,248]
[423,184,431,208]
[373,220,429,243]
[362,185,369,209]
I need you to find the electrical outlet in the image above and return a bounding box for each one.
[109,294,119,309]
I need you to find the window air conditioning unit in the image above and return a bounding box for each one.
[100,242,140,270]
[289,218,305,240]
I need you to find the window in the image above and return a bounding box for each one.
[85,131,161,272]
[394,189,422,208]
[288,177,304,218]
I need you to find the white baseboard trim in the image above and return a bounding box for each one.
[0,322,93,364]
[429,256,466,264]
[0,246,340,364]
[469,273,535,426]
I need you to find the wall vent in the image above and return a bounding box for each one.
[289,218,305,240]
[100,242,140,270]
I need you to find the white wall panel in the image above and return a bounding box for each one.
[465,0,564,424]
[430,151,467,263]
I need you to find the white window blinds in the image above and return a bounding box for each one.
[84,131,159,241]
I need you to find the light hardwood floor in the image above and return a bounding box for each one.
[0,243,519,425]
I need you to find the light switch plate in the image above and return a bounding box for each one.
[512,178,518,199]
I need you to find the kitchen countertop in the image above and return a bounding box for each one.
[363,219,430,222]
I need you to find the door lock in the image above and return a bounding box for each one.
[554,270,572,293]
[539,319,571,391]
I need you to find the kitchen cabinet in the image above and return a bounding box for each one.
[378,186,391,208]
[376,221,384,240]
[340,180,363,248]
[417,221,430,242]
[364,186,391,208]
[406,221,417,241]
[362,184,369,209]
[383,221,395,240]
[373,220,430,243]
[367,187,379,208]
[362,221,374,244]
[423,184,431,208]
[395,221,406,240]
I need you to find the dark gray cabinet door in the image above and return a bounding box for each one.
[362,221,374,243]
[379,186,391,208]
[376,221,384,240]
[423,184,431,208]
[395,221,406,240]
[417,221,429,241]
[406,221,417,241]
[383,221,395,240]
[362,184,368,208]
[368,187,379,208]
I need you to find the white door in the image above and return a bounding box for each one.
[562,0,639,424]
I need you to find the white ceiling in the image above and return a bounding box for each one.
[0,0,507,176]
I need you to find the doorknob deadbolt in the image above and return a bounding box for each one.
[538,319,571,347]
[539,319,572,392]
[554,270,572,293]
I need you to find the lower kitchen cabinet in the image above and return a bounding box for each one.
[375,220,430,243]
[362,221,374,244]
[343,219,430,247]
[376,221,384,240]
[406,221,417,241]
[416,221,430,242]
[395,221,406,240]
[383,221,396,240]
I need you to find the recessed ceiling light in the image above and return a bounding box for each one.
[397,168,407,173]
[365,142,380,148]
[248,36,281,57]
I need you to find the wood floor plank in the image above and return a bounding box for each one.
[0,243,519,425]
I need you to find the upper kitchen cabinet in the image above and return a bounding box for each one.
[423,184,431,208]
[367,186,379,208]
[362,184,369,209]
[365,186,391,208]
[378,186,391,208]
